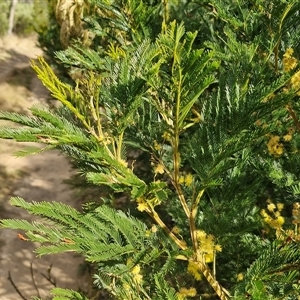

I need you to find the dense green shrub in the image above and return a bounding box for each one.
[0,2,9,36]
[13,2,35,36]
[0,0,49,37]
[2,1,300,299]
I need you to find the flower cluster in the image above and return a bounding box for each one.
[261,200,285,236]
[122,261,143,297]
[136,189,162,212]
[283,48,298,72]
[154,163,165,174]
[179,173,194,186]
[291,71,300,95]
[261,201,300,243]
[131,264,143,284]
[162,131,172,141]
[283,127,294,142]
[187,261,202,281]
[145,224,158,237]
[153,140,162,151]
[237,273,244,281]
[196,230,222,263]
[187,230,223,281]
[267,135,284,157]
[136,197,149,212]
[177,287,197,299]
[263,202,300,245]
[282,48,300,95]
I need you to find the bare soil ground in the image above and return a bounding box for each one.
[0,35,86,300]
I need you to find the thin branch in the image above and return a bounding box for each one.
[147,208,187,250]
[286,104,300,132]
[40,264,56,287]
[30,262,40,298]
[7,271,28,300]
[190,189,205,254]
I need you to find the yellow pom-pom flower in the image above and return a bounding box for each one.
[283,48,298,72]
[177,287,197,299]
[187,261,202,281]
[267,135,284,157]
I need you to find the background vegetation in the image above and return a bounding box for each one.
[0,0,48,36]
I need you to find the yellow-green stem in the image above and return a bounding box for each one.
[117,131,124,161]
[94,94,104,141]
[169,34,227,299]
[189,190,205,251]
[149,209,187,250]
[173,64,190,217]
[274,39,280,73]
[195,260,229,300]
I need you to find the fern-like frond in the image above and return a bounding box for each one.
[0,111,41,127]
[234,242,300,298]
[0,197,164,265]
[31,57,89,128]
[0,127,41,142]
[55,44,106,71]
[13,145,56,157]
[185,66,294,185]
[146,21,220,133]
[1,196,184,299]
[50,287,89,300]
[153,274,179,300]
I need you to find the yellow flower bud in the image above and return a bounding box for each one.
[154,164,164,174]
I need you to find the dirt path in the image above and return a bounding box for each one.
[0,35,85,300]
